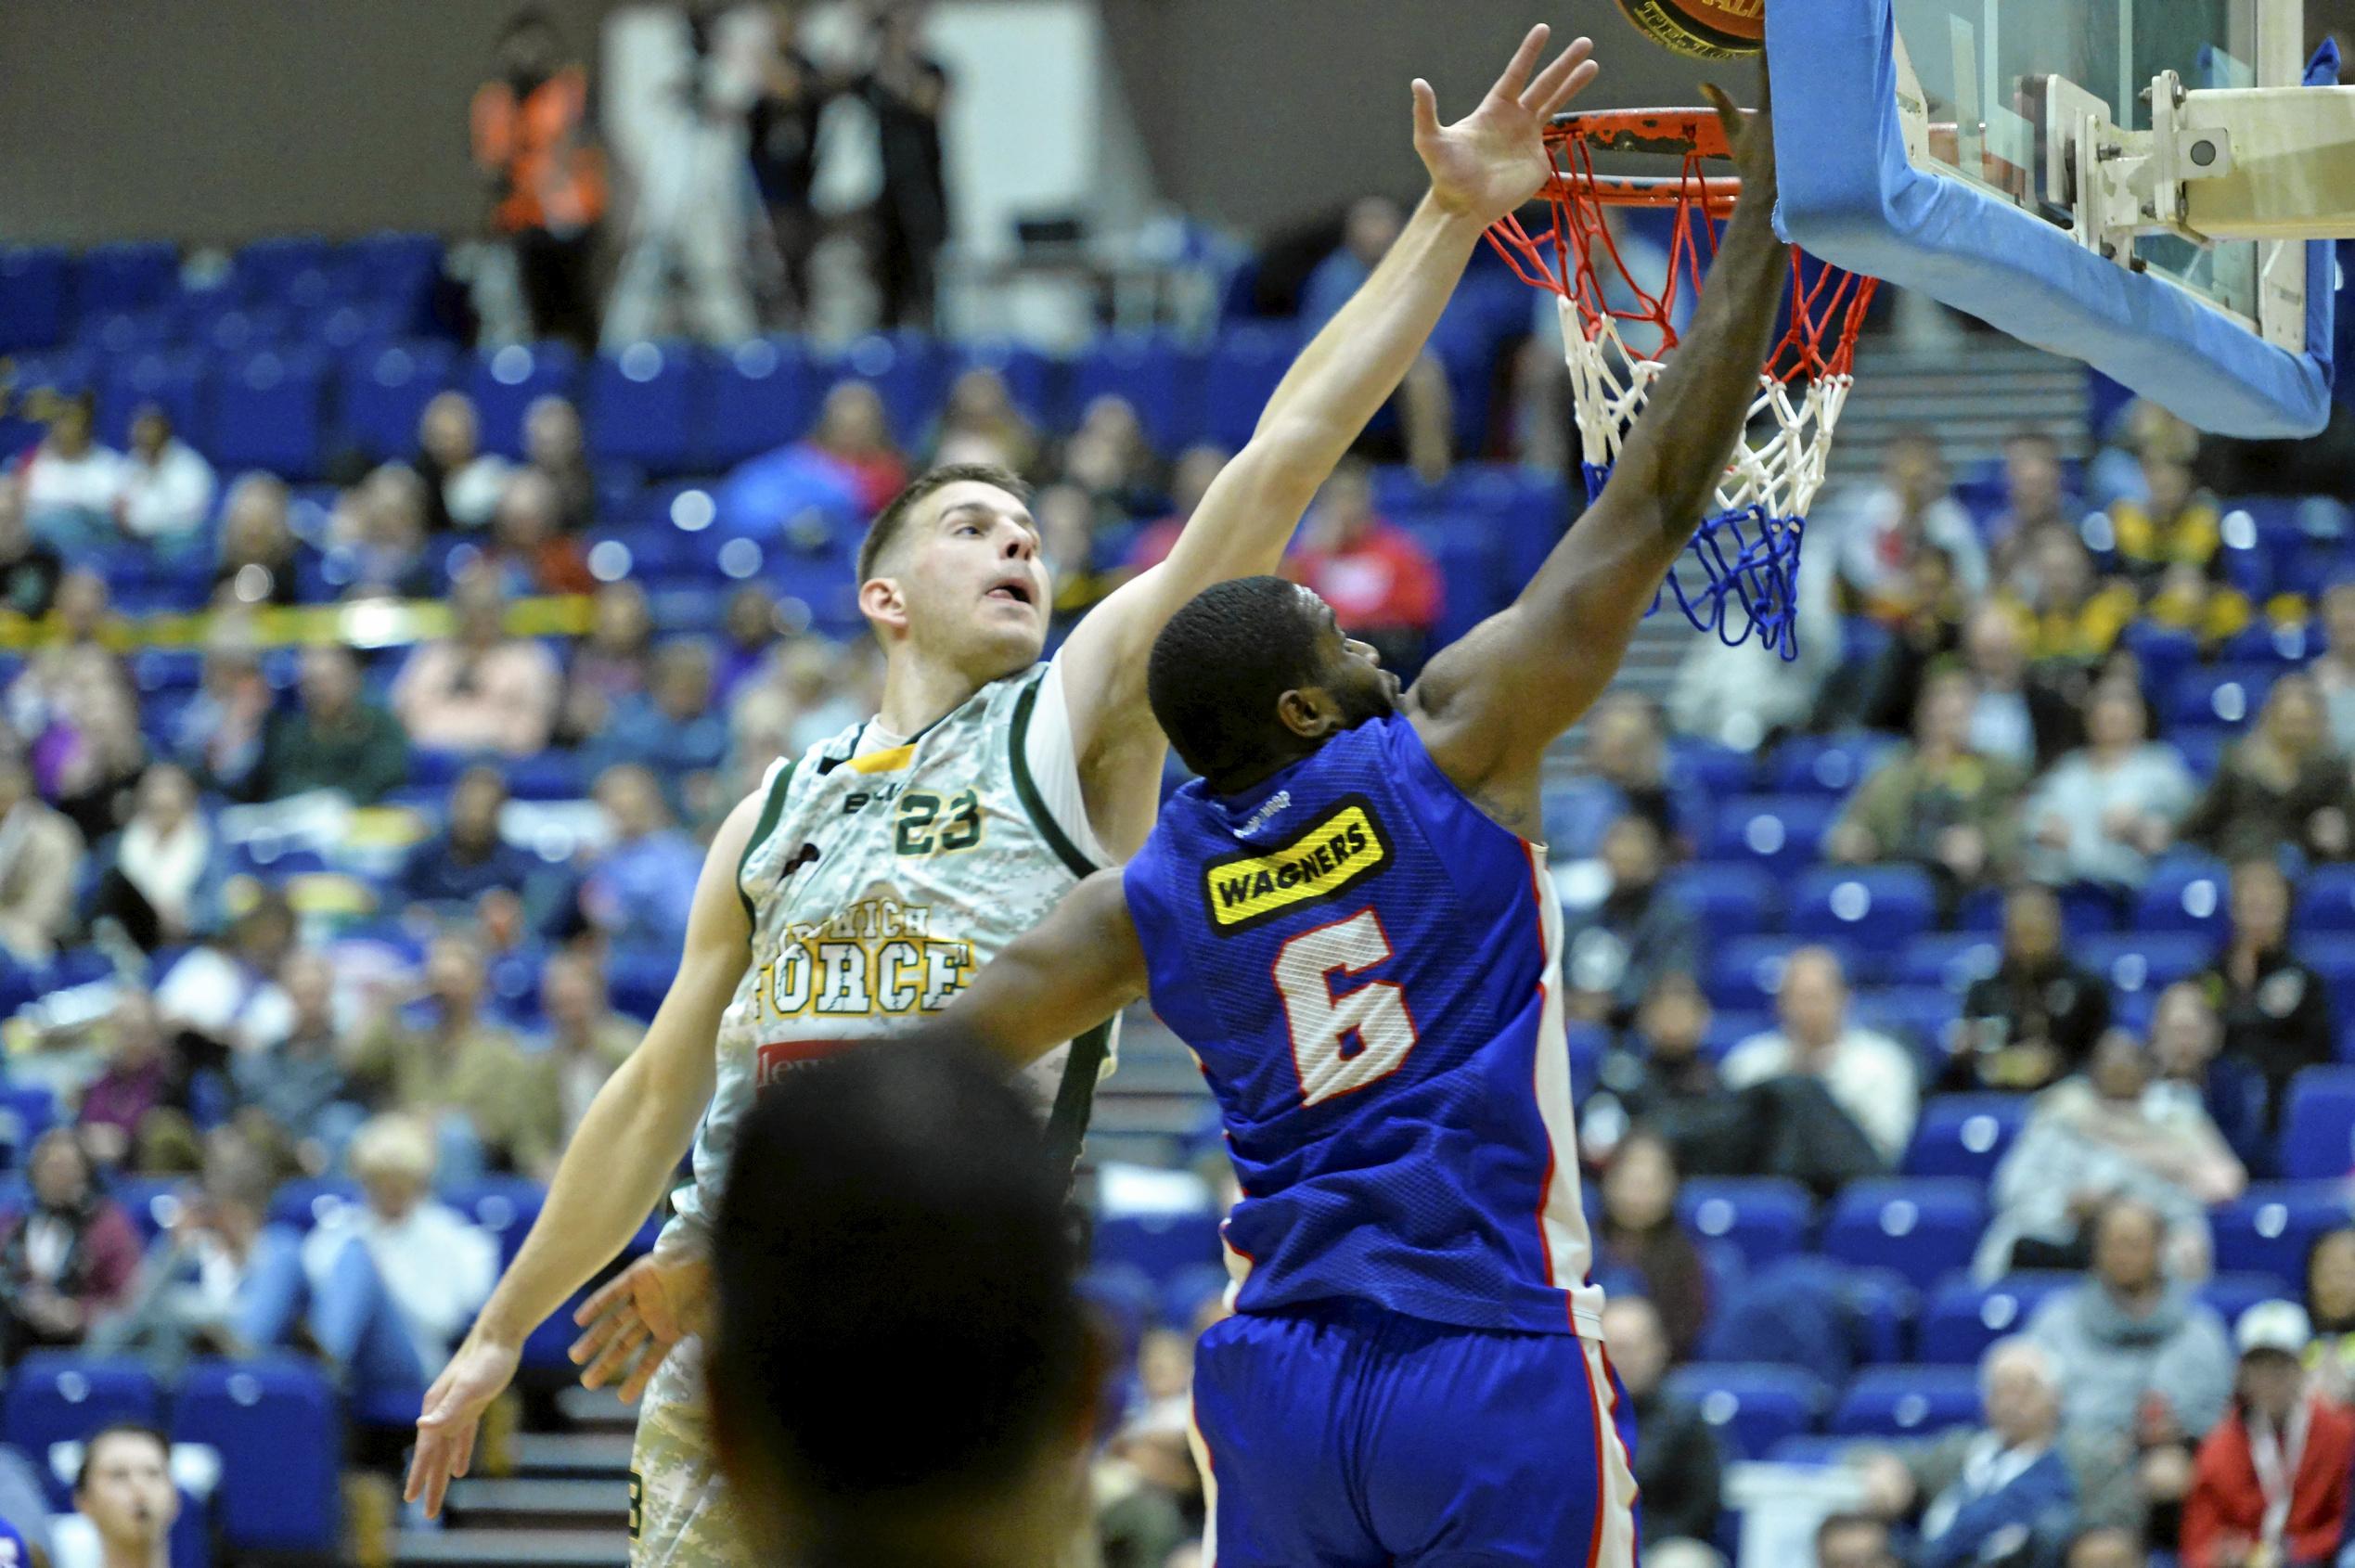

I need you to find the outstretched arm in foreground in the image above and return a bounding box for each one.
[1407,81,1789,833]
[1056,26,1600,858]
[904,868,1150,1070]
[404,792,762,1518]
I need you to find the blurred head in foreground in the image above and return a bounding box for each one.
[709,1046,1100,1567]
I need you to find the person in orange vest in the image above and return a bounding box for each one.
[472,8,608,349]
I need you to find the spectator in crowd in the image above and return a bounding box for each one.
[1300,196,1455,481]
[1850,1337,2079,1568]
[2026,681,2195,891]
[1577,971,1743,1175]
[113,405,214,551]
[807,380,911,518]
[61,1424,178,1568]
[585,640,729,819]
[2310,577,2355,748]
[861,0,952,328]
[2180,1301,2355,1568]
[415,392,512,533]
[1950,883,2112,1092]
[348,934,557,1179]
[539,950,642,1169]
[2027,1198,2234,1452]
[2181,675,2355,864]
[391,572,561,755]
[2305,1227,2355,1405]
[748,1,831,328]
[1987,431,2082,584]
[1850,545,1966,733]
[397,765,541,914]
[1723,946,1921,1170]
[1829,670,2028,899]
[712,584,784,705]
[168,636,266,796]
[1975,1032,2241,1279]
[229,951,358,1163]
[76,991,182,1170]
[523,392,597,532]
[152,890,296,1061]
[88,1132,304,1373]
[1832,428,1988,616]
[560,580,656,743]
[1563,813,1699,1028]
[1600,1294,1721,1554]
[482,469,594,597]
[17,391,123,549]
[470,6,606,349]
[1595,1130,1708,1360]
[2112,443,2224,596]
[2197,857,2336,1137]
[1814,1513,1900,1568]
[1545,693,1682,861]
[211,472,302,608]
[248,644,410,805]
[1,1129,142,1361]
[930,367,1040,476]
[1962,604,2081,771]
[45,661,148,844]
[1060,396,1165,521]
[0,750,86,963]
[0,471,63,620]
[1287,459,1443,675]
[299,1113,499,1391]
[85,763,224,953]
[576,764,704,959]
[330,463,438,599]
[2001,529,2139,670]
[1035,482,1126,632]
[1126,444,1229,574]
[2065,1527,2148,1568]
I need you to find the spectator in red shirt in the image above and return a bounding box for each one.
[810,381,910,519]
[2181,1300,2355,1568]
[483,469,594,597]
[1288,459,1443,674]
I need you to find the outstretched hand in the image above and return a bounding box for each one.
[1413,24,1600,225]
[1701,71,1775,199]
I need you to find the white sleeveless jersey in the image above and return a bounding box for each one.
[663,655,1116,1244]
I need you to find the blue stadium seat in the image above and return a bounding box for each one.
[1768,736,1899,798]
[1664,864,1781,944]
[212,350,324,478]
[589,341,701,475]
[2280,1067,2355,1180]
[2211,1185,2349,1282]
[342,232,442,324]
[1854,985,1960,1060]
[2202,1271,2297,1328]
[1846,1268,1914,1366]
[504,751,588,803]
[1892,932,2001,993]
[2170,664,2278,729]
[1071,333,1203,452]
[3,1354,163,1506]
[1702,795,1840,880]
[109,1176,182,1241]
[1821,1180,1988,1291]
[174,1358,341,1553]
[0,247,69,352]
[1707,936,1810,1011]
[1160,1262,1232,1329]
[824,331,945,443]
[1202,323,1300,449]
[1903,1095,2028,1182]
[76,240,178,316]
[446,1175,548,1266]
[1665,739,1756,797]
[608,947,676,1023]
[2303,937,2355,1030]
[1919,1273,2077,1364]
[705,338,823,467]
[2133,855,2233,938]
[1792,867,1937,955]
[1093,1208,1222,1288]
[1662,1364,1826,1460]
[77,306,175,357]
[1830,1366,1982,1439]
[2298,864,2355,935]
[199,304,290,356]
[1080,1265,1158,1366]
[467,341,579,458]
[2078,932,2209,1002]
[0,1082,57,1169]
[98,349,210,452]
[1679,1178,1814,1272]
[1955,883,2121,940]
[337,341,453,462]
[231,235,330,303]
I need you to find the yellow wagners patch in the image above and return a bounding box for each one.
[1202,798,1392,934]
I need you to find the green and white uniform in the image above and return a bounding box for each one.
[628,654,1116,1566]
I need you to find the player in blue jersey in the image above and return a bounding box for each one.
[907,83,1785,1568]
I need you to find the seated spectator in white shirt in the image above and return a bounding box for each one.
[112,405,215,552]
[1722,945,1923,1165]
[2026,682,2195,891]
[416,392,511,533]
[18,392,125,550]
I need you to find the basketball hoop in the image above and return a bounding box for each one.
[1488,109,1880,660]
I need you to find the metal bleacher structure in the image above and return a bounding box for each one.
[4,230,2355,1565]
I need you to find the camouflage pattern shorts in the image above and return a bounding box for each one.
[627,1340,754,1568]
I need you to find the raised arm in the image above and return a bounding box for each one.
[405,789,761,1518]
[1409,82,1788,820]
[905,868,1149,1070]
[1056,26,1599,857]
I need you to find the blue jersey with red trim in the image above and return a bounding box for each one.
[1122,713,1602,1336]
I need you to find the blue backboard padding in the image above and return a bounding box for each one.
[1767,1,2336,439]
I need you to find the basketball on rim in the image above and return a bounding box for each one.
[1611,0,1765,60]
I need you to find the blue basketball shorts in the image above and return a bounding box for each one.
[1190,1302,1641,1566]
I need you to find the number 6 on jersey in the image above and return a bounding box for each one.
[1275,909,1421,1106]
